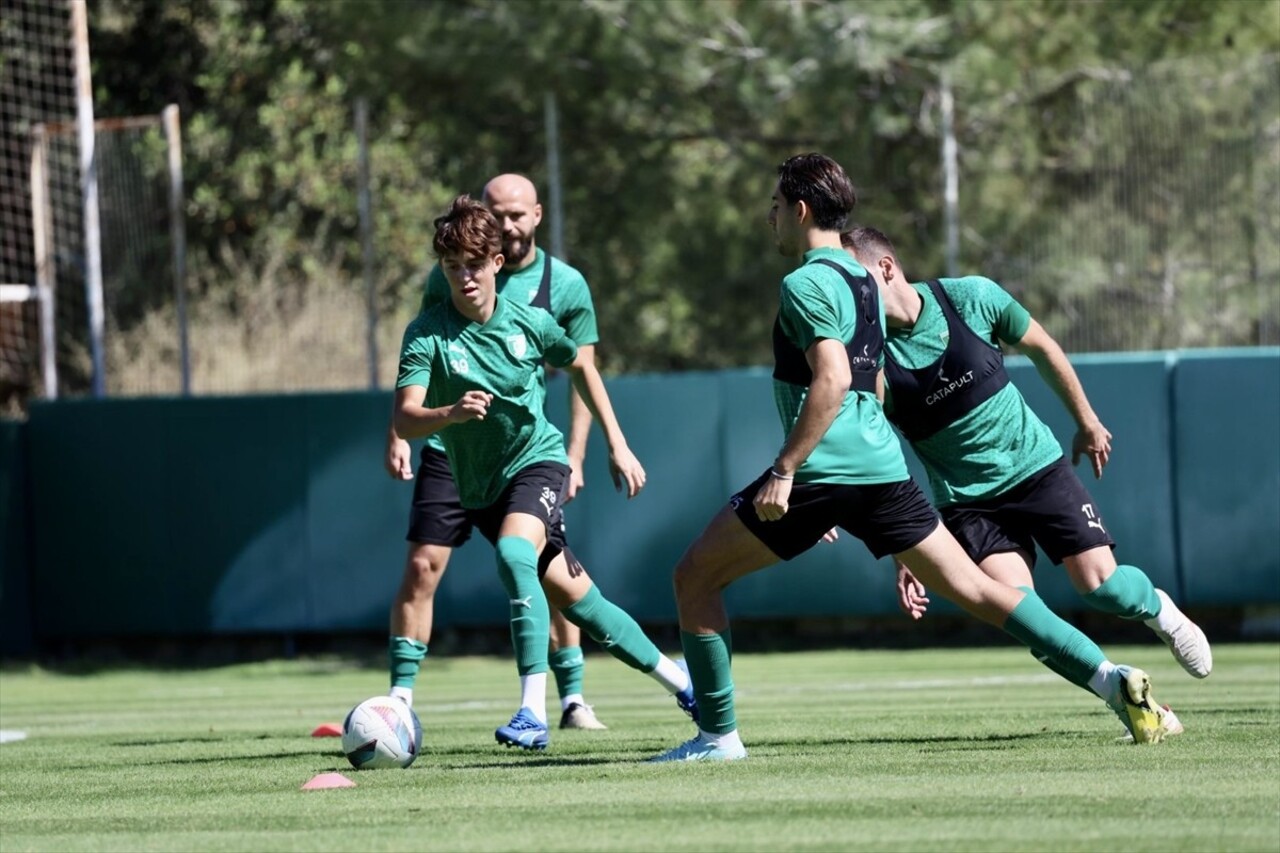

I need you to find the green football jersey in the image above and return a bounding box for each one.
[884,276,1063,507]
[419,248,597,452]
[396,294,578,509]
[773,247,908,484]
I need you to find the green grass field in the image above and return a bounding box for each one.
[1,643,1277,852]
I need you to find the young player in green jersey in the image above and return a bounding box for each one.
[394,195,696,751]
[385,174,608,730]
[843,226,1211,730]
[650,154,1170,763]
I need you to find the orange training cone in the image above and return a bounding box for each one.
[301,772,355,790]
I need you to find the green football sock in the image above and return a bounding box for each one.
[681,629,736,735]
[561,585,661,672]
[495,536,550,676]
[1028,648,1095,696]
[389,636,427,689]
[1082,563,1162,620]
[1002,587,1105,690]
[549,646,585,700]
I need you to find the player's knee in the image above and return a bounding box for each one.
[403,546,447,597]
[495,535,539,594]
[1064,546,1115,593]
[674,525,731,587]
[672,552,713,602]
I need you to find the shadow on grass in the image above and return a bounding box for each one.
[61,747,328,770]
[408,730,1057,769]
[719,731,1057,757]
[437,754,626,770]
[842,731,1046,748]
[108,732,307,747]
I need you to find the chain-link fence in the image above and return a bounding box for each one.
[970,54,1279,354]
[2,3,1276,414]
[1,0,80,413]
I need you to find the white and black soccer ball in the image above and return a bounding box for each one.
[341,696,423,769]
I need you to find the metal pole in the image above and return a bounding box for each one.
[1252,64,1269,346]
[544,91,565,261]
[162,104,190,396]
[71,0,106,396]
[31,125,58,400]
[940,67,959,279]
[355,97,378,390]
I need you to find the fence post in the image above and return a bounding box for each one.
[940,67,959,279]
[355,97,378,390]
[71,0,105,397]
[544,91,565,261]
[30,125,57,400]
[162,105,190,396]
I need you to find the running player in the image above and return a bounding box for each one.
[395,195,696,750]
[386,174,608,730]
[842,225,1209,715]
[650,154,1171,762]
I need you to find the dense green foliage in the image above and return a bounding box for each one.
[85,0,1279,375]
[1,644,1277,851]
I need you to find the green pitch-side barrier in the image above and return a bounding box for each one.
[4,348,1277,646]
[1170,350,1280,606]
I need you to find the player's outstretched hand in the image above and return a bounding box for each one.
[609,445,646,498]
[896,562,930,620]
[564,455,586,504]
[449,390,493,424]
[1072,418,1113,480]
[385,435,414,481]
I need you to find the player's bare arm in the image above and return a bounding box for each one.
[755,337,850,522]
[1015,318,1112,479]
[393,384,492,440]
[563,343,595,502]
[564,348,645,498]
[383,418,414,481]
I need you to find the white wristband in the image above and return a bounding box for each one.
[769,468,794,480]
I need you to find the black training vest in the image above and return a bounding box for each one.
[883,280,1011,442]
[772,258,882,394]
[529,250,553,311]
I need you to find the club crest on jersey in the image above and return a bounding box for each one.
[506,334,528,358]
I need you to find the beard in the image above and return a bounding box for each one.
[502,235,534,266]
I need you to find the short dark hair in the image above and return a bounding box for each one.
[432,194,502,259]
[842,225,898,265]
[776,153,857,231]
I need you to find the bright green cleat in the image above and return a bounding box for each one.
[1106,666,1168,744]
[649,734,746,762]
[1120,704,1184,743]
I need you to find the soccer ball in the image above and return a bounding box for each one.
[341,696,423,769]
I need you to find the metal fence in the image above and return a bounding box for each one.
[1,0,81,413]
[970,54,1279,354]
[1,3,1276,412]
